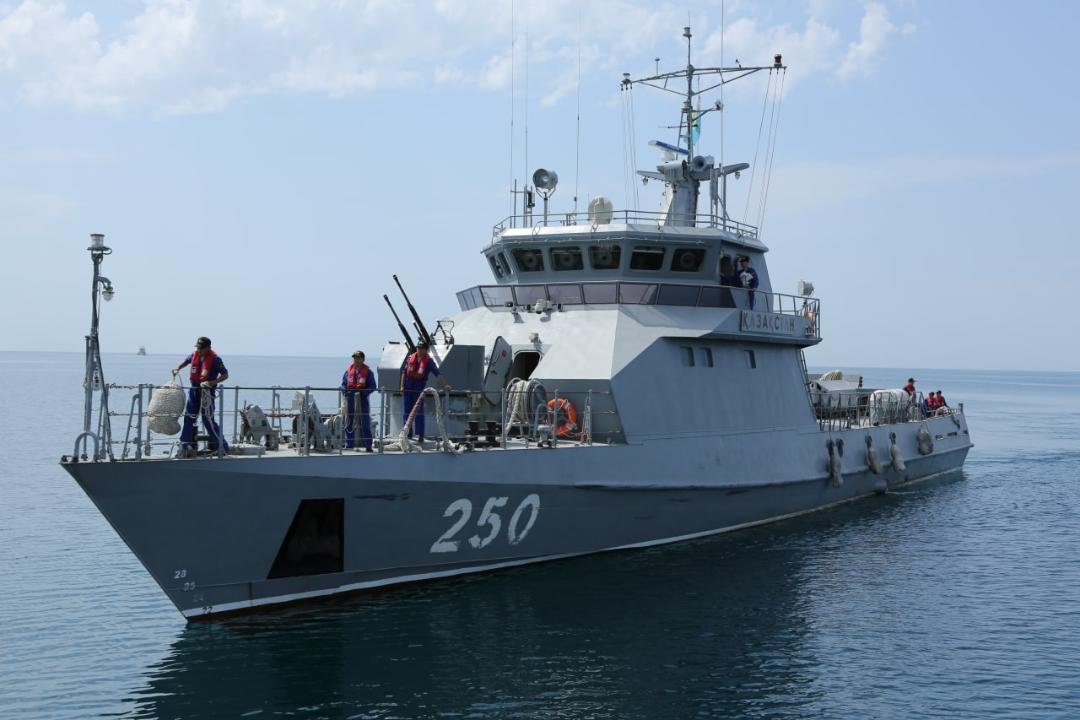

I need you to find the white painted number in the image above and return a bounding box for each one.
[430,494,542,553]
[468,496,509,549]
[173,569,187,579]
[508,494,541,545]
[429,498,473,553]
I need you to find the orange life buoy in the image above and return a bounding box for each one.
[547,397,578,438]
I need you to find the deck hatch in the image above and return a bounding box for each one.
[268,498,345,579]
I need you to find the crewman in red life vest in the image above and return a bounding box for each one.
[926,392,941,413]
[340,350,377,451]
[400,341,450,442]
[903,378,917,397]
[173,336,229,455]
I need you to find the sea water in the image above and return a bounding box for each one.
[1,352,1078,719]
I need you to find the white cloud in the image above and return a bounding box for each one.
[836,2,909,80]
[0,0,917,115]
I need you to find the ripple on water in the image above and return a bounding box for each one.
[2,356,1080,719]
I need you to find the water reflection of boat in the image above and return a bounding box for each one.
[124,474,966,718]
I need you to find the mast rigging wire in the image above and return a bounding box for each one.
[509,0,515,216]
[628,87,640,210]
[743,70,774,221]
[757,68,786,234]
[524,6,529,200]
[574,5,582,214]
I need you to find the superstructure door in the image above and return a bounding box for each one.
[482,336,512,403]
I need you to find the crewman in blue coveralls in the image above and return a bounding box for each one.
[173,336,229,456]
[340,350,377,451]
[400,341,451,443]
[737,256,760,309]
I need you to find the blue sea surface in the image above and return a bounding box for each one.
[1,352,1078,719]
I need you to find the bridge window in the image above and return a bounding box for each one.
[630,246,665,270]
[697,347,714,367]
[589,245,622,270]
[656,284,700,306]
[548,284,583,305]
[680,346,695,366]
[481,286,514,306]
[582,282,618,303]
[619,283,658,304]
[514,284,547,306]
[496,252,511,276]
[698,286,736,308]
[671,248,705,272]
[512,248,545,273]
[488,255,504,278]
[551,247,584,271]
[745,349,757,369]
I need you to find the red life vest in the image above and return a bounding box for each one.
[345,363,370,390]
[404,352,429,382]
[189,349,219,383]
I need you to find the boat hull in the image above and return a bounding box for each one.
[63,418,971,620]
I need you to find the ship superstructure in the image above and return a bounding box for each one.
[62,30,971,620]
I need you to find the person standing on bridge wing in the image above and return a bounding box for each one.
[173,336,229,456]
[400,341,451,443]
[341,350,377,451]
[738,256,760,309]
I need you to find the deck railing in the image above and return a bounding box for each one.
[493,209,759,239]
[814,390,959,432]
[87,385,621,462]
[456,282,821,336]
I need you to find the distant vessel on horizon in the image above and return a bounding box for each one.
[136,346,146,356]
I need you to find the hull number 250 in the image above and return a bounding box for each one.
[430,494,541,553]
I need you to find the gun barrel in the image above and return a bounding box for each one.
[393,274,433,346]
[383,294,416,353]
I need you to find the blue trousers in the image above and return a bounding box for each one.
[180,387,228,451]
[344,393,372,449]
[403,390,426,438]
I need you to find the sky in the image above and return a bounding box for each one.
[1,0,1077,371]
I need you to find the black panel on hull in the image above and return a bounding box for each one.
[268,499,344,579]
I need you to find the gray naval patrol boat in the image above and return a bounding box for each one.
[62,32,972,620]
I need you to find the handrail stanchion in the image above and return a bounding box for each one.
[501,389,508,450]
[551,390,559,448]
[217,386,225,458]
[378,390,386,454]
[134,385,144,460]
[302,387,311,457]
[232,386,240,445]
[338,389,345,455]
[144,385,153,457]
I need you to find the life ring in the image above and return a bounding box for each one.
[547,397,578,438]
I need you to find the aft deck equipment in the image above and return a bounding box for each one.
[61,29,972,620]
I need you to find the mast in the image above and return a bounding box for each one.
[620,27,785,228]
